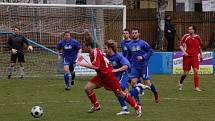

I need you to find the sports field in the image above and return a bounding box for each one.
[0,75,215,121]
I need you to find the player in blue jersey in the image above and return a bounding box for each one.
[120,29,131,59]
[105,40,149,115]
[120,29,149,105]
[128,28,160,103]
[104,40,130,115]
[56,31,81,90]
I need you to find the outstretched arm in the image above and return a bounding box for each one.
[112,65,128,73]
[77,61,99,70]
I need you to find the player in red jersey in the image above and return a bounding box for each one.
[76,41,142,117]
[179,25,203,91]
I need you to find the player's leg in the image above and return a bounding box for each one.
[69,63,75,85]
[18,53,25,79]
[64,64,71,90]
[7,63,15,79]
[116,74,130,115]
[19,62,24,79]
[179,56,191,90]
[129,68,144,105]
[109,75,142,117]
[179,71,189,90]
[141,66,160,103]
[85,76,101,113]
[115,90,142,117]
[192,56,201,91]
[7,54,17,79]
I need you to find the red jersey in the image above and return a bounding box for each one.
[89,48,113,75]
[180,34,203,56]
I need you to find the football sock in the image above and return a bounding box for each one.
[150,83,158,95]
[194,75,199,88]
[87,92,99,107]
[117,95,128,111]
[64,72,70,87]
[124,93,139,110]
[129,86,140,104]
[71,71,75,80]
[19,67,24,77]
[7,65,14,76]
[180,75,187,84]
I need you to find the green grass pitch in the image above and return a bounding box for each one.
[0,75,215,121]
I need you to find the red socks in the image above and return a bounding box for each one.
[124,93,139,110]
[194,75,199,88]
[87,92,99,107]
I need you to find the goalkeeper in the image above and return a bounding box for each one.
[7,26,33,79]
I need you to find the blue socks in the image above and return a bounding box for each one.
[130,86,143,104]
[64,72,70,88]
[117,96,128,111]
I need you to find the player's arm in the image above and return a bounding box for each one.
[113,56,129,73]
[179,35,189,56]
[75,41,82,58]
[77,49,100,70]
[140,42,153,61]
[199,48,203,61]
[77,61,99,70]
[56,41,63,58]
[179,45,187,55]
[113,65,128,73]
[7,36,17,54]
[198,36,204,61]
[22,37,33,51]
[7,36,13,50]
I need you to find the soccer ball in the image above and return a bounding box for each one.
[31,106,43,118]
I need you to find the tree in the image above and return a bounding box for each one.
[156,0,167,50]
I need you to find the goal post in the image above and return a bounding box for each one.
[0,3,126,77]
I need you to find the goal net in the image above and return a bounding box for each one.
[0,3,126,77]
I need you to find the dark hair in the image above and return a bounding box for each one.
[165,15,171,18]
[189,25,197,33]
[63,31,71,36]
[85,41,99,49]
[132,27,140,33]
[105,40,117,52]
[85,41,93,48]
[13,26,21,30]
[123,28,130,33]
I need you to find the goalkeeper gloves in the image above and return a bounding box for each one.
[11,48,17,54]
[28,46,33,51]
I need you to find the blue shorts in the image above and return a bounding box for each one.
[116,72,129,91]
[64,58,76,68]
[130,66,150,81]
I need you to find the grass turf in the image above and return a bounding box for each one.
[0,75,215,121]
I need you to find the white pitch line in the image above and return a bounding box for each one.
[163,97,215,101]
[0,98,214,106]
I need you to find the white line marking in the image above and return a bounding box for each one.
[0,98,214,106]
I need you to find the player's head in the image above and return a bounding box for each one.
[123,29,130,40]
[165,15,171,20]
[188,25,197,34]
[63,31,71,41]
[104,40,117,55]
[13,26,21,35]
[85,41,97,53]
[131,27,140,40]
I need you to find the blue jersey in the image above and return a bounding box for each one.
[128,39,153,68]
[106,52,130,79]
[56,38,80,63]
[120,39,131,60]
